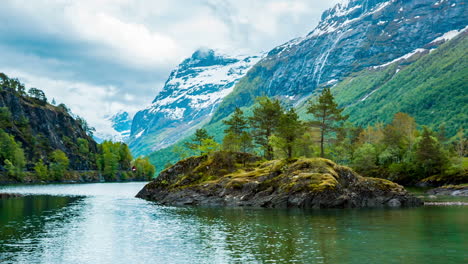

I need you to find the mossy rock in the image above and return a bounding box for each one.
[136,152,422,208]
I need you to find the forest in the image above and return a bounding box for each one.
[175,88,467,186]
[0,73,154,183]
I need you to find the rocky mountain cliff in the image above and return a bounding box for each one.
[129,49,263,156]
[212,0,467,123]
[0,75,98,170]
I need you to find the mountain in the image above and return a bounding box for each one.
[212,0,467,123]
[145,0,467,173]
[129,49,263,156]
[327,28,468,136]
[102,111,133,142]
[0,73,98,171]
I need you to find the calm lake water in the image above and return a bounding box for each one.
[0,182,467,264]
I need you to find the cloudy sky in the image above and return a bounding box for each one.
[0,0,340,137]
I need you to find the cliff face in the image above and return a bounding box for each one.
[137,152,422,208]
[212,0,467,123]
[0,88,97,170]
[129,49,263,156]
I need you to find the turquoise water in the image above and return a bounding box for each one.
[0,183,467,264]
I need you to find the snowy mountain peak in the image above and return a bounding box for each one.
[129,49,264,155]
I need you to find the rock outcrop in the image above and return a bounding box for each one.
[0,79,98,170]
[137,152,422,208]
[0,193,23,199]
[427,185,468,196]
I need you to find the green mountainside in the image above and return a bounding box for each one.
[148,33,467,175]
[329,33,467,136]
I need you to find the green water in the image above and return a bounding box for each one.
[0,183,467,264]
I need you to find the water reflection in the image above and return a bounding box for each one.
[0,183,466,264]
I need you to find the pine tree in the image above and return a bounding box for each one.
[185,129,214,155]
[307,88,348,158]
[28,88,47,103]
[415,127,447,177]
[249,97,283,160]
[222,107,251,153]
[223,107,248,135]
[273,108,304,159]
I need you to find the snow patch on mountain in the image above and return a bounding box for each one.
[430,25,468,44]
[144,51,263,120]
[95,110,133,142]
[129,49,264,155]
[372,48,428,69]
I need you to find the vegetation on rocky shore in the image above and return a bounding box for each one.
[0,73,155,183]
[137,151,422,208]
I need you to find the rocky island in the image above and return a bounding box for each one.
[137,152,422,208]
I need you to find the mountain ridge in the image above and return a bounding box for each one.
[211,0,467,123]
[129,49,264,156]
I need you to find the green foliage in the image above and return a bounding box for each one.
[77,138,89,155]
[223,107,248,135]
[184,129,214,156]
[249,97,283,159]
[352,143,379,172]
[222,131,254,154]
[34,159,49,181]
[453,128,467,158]
[222,107,253,154]
[49,150,69,180]
[133,157,156,180]
[0,72,104,182]
[198,138,220,155]
[28,87,47,104]
[57,103,71,113]
[331,34,468,136]
[271,108,304,159]
[0,107,13,128]
[0,129,26,179]
[415,127,448,178]
[307,87,348,157]
[97,141,133,180]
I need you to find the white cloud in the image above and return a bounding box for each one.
[0,0,340,138]
[1,68,140,137]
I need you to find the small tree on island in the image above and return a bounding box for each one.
[307,88,348,158]
[185,129,218,156]
[222,107,253,153]
[270,108,304,159]
[249,97,283,160]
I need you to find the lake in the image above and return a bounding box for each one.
[0,182,467,264]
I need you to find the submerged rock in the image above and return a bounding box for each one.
[0,193,23,199]
[426,185,468,197]
[136,152,422,208]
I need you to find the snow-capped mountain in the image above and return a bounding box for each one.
[212,0,467,123]
[129,49,263,155]
[94,111,133,143]
[109,111,132,140]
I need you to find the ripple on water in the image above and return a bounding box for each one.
[0,183,467,264]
